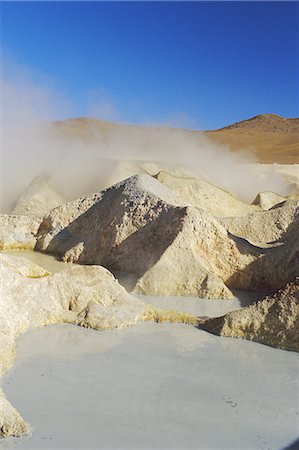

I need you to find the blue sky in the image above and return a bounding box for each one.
[1,1,298,129]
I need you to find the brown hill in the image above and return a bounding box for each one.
[216,114,299,133]
[205,114,299,164]
[53,114,299,164]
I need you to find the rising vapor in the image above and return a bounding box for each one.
[0,60,291,213]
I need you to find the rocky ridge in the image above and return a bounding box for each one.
[217,114,299,134]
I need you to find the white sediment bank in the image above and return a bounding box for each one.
[1,322,299,450]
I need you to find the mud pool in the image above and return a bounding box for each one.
[1,321,299,449]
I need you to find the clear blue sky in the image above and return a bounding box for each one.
[1,1,298,129]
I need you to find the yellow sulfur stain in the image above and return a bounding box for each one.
[0,243,35,251]
[143,305,202,326]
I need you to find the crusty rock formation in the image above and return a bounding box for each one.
[34,175,234,298]
[12,177,66,216]
[200,279,299,352]
[0,214,42,250]
[0,253,198,437]
[220,200,298,245]
[252,191,286,210]
[154,171,258,217]
[35,174,298,296]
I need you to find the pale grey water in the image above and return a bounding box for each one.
[138,291,262,318]
[1,323,299,450]
[1,251,298,449]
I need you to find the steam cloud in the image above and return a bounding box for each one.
[0,60,292,213]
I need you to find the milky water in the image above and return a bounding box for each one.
[1,251,299,449]
[1,250,69,274]
[1,322,299,450]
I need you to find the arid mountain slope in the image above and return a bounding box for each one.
[216,114,299,133]
[53,114,299,164]
[205,114,299,164]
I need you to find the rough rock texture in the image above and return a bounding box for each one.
[220,200,298,245]
[0,215,42,250]
[0,255,148,338]
[155,171,258,217]
[34,175,234,298]
[252,191,286,210]
[35,174,298,296]
[200,279,299,352]
[0,390,31,438]
[132,207,234,298]
[12,177,66,216]
[0,253,198,437]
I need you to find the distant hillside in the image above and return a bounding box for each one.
[53,114,299,164]
[205,114,299,163]
[217,114,299,134]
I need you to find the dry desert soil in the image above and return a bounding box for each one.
[53,113,299,164]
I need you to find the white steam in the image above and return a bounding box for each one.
[0,62,292,213]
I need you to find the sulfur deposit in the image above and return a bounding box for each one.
[200,279,299,351]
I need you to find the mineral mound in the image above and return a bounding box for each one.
[252,191,286,210]
[154,170,259,217]
[35,174,298,297]
[220,199,298,245]
[11,176,66,216]
[200,278,299,351]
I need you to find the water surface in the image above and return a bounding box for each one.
[1,250,68,273]
[1,323,299,449]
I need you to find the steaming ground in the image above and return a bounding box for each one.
[1,116,297,213]
[2,64,298,211]
[1,113,299,448]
